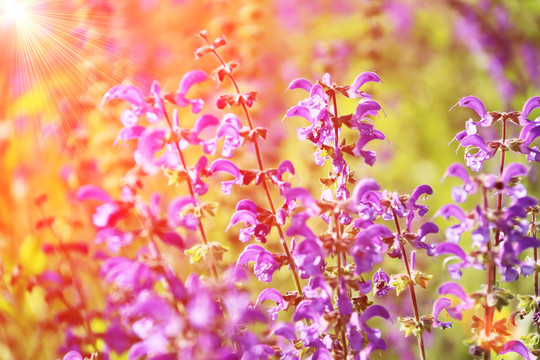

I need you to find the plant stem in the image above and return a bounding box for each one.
[483,117,507,359]
[37,205,98,353]
[392,208,426,360]
[494,118,507,246]
[208,45,303,296]
[163,110,219,280]
[482,184,494,360]
[533,213,539,332]
[334,213,348,358]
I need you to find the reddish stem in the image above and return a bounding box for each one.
[163,111,219,280]
[392,208,426,360]
[207,44,303,296]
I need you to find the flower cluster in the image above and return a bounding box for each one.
[49,31,540,360]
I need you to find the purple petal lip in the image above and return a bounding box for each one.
[228,210,257,229]
[438,282,468,301]
[501,163,528,184]
[256,288,284,305]
[193,114,220,135]
[437,204,467,222]
[286,78,313,92]
[521,96,540,119]
[444,163,471,184]
[76,185,113,203]
[500,340,535,360]
[208,159,240,177]
[349,71,381,95]
[352,178,380,204]
[458,96,487,118]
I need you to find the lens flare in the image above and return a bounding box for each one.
[1,0,28,24]
[0,0,150,150]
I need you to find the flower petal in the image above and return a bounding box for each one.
[500,340,535,360]
[417,222,439,240]
[432,297,452,323]
[208,158,240,178]
[76,185,113,203]
[461,134,489,151]
[361,304,390,323]
[458,96,487,119]
[175,70,207,113]
[435,242,468,260]
[352,178,380,205]
[193,114,220,135]
[437,204,466,222]
[228,210,257,230]
[277,160,295,177]
[101,84,146,109]
[115,125,146,145]
[256,288,284,305]
[444,163,471,184]
[438,282,468,301]
[237,244,265,265]
[501,163,528,185]
[521,96,540,120]
[349,72,381,98]
[354,99,381,118]
[286,78,313,92]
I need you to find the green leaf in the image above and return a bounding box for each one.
[390,274,412,296]
[521,333,540,349]
[517,294,536,314]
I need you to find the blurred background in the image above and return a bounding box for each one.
[1,0,540,359]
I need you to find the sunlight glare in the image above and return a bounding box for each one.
[2,0,29,24]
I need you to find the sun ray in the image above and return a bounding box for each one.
[1,0,164,153]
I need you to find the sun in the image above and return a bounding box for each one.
[1,0,30,25]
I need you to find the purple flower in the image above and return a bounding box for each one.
[350,304,390,358]
[100,257,156,292]
[101,84,159,122]
[500,340,535,360]
[406,184,433,218]
[173,70,207,113]
[237,244,279,282]
[337,278,352,316]
[136,127,176,174]
[228,200,270,243]
[353,119,385,166]
[347,72,381,98]
[444,163,478,203]
[268,160,296,195]
[436,204,474,243]
[167,196,199,230]
[295,322,325,349]
[95,228,134,253]
[518,96,540,126]
[216,113,243,158]
[60,352,83,360]
[228,209,258,243]
[286,211,317,241]
[208,159,243,195]
[114,125,146,146]
[518,124,540,162]
[497,231,540,282]
[435,242,474,279]
[372,268,394,297]
[457,96,492,127]
[438,282,474,320]
[431,297,452,329]
[293,239,325,278]
[459,134,496,171]
[352,224,392,274]
[256,288,287,321]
